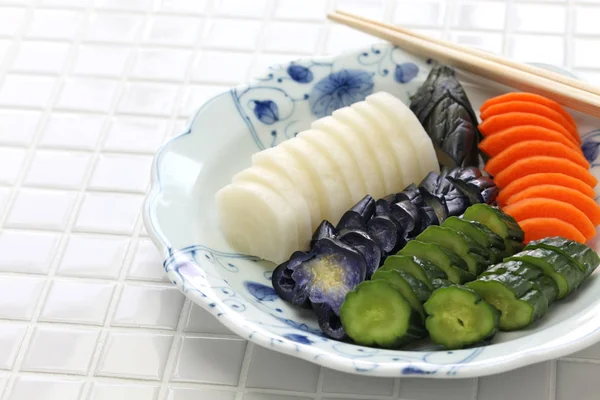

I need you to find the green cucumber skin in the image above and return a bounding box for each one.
[416,226,483,275]
[371,270,431,309]
[463,204,525,242]
[488,247,510,264]
[474,273,535,298]
[431,278,454,289]
[533,275,559,305]
[378,255,447,290]
[399,241,475,284]
[525,237,600,277]
[442,216,506,250]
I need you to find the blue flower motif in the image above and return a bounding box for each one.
[394,62,419,83]
[252,100,279,124]
[402,366,433,375]
[244,281,278,302]
[283,333,314,345]
[287,65,313,83]
[309,69,374,118]
[582,139,600,163]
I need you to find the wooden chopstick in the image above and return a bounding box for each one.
[333,10,600,98]
[328,11,600,118]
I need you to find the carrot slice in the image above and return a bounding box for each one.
[485,140,590,176]
[480,101,578,138]
[497,173,597,206]
[505,185,600,225]
[494,156,597,189]
[478,125,581,157]
[480,92,577,128]
[503,198,596,240]
[479,112,579,145]
[519,218,587,244]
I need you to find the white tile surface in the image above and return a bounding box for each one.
[478,362,551,400]
[0,110,41,146]
[0,147,26,185]
[56,78,119,113]
[26,9,83,40]
[128,238,169,282]
[0,75,57,108]
[8,376,84,400]
[192,51,253,83]
[113,284,184,329]
[0,276,45,320]
[58,234,129,279]
[74,193,143,234]
[399,377,475,400]
[103,116,167,154]
[167,388,235,400]
[0,322,27,370]
[24,150,92,189]
[0,230,60,274]
[11,41,70,74]
[143,15,203,46]
[73,45,131,77]
[39,113,106,150]
[89,383,159,400]
[84,12,145,43]
[184,303,232,335]
[89,154,153,193]
[204,18,261,50]
[322,368,393,396]
[0,7,26,37]
[117,82,179,116]
[6,189,77,231]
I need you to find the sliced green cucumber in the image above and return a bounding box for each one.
[488,247,510,265]
[431,278,453,289]
[533,275,559,305]
[525,237,600,277]
[340,280,426,348]
[416,226,487,275]
[371,270,431,320]
[505,249,586,299]
[424,285,500,349]
[399,241,475,284]
[442,216,506,250]
[463,204,524,242]
[467,273,548,331]
[378,255,447,290]
[505,239,525,254]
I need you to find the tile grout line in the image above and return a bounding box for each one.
[314,367,324,400]
[548,360,557,400]
[564,0,575,70]
[502,0,515,56]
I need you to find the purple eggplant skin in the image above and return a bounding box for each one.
[287,250,313,271]
[468,176,496,190]
[419,171,441,194]
[338,229,383,279]
[392,200,421,235]
[350,195,376,222]
[397,187,424,207]
[291,238,366,314]
[446,195,470,217]
[481,186,499,204]
[271,261,311,309]
[456,166,482,182]
[310,220,338,248]
[367,215,407,255]
[447,177,484,205]
[335,210,366,232]
[419,187,449,224]
[416,205,440,234]
[314,303,348,341]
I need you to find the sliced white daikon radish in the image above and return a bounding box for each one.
[366,92,439,176]
[311,116,384,201]
[351,101,422,188]
[252,145,322,229]
[232,166,312,251]
[298,128,363,208]
[332,106,403,197]
[216,181,298,264]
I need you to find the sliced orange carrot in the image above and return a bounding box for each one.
[494,156,597,189]
[503,198,596,240]
[505,185,600,225]
[485,140,590,176]
[497,173,597,206]
[519,218,587,244]
[478,125,581,157]
[480,92,577,127]
[479,112,579,144]
[480,101,578,138]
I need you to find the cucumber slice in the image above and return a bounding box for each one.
[371,270,431,319]
[424,285,500,349]
[463,204,524,242]
[340,280,426,348]
[378,255,447,290]
[399,241,475,284]
[442,216,506,250]
[505,249,585,299]
[467,273,548,331]
[488,247,511,264]
[525,237,600,278]
[416,226,488,275]
[505,239,525,254]
[431,278,454,289]
[533,275,559,305]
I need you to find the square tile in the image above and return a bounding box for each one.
[171,336,247,385]
[89,383,159,400]
[167,388,235,400]
[128,238,169,282]
[0,74,57,108]
[8,376,84,400]
[0,110,41,146]
[478,362,551,400]
[95,0,150,11]
[573,38,600,69]
[118,82,179,116]
[574,5,600,35]
[214,0,268,17]
[0,276,45,320]
[204,18,261,50]
[24,150,92,189]
[0,147,26,185]
[0,322,27,370]
[73,45,131,77]
[508,3,566,33]
[26,9,83,40]
[180,84,228,116]
[6,189,77,231]
[104,116,168,153]
[113,284,185,330]
[0,7,26,37]
[155,0,209,13]
[21,326,99,375]
[11,41,70,74]
[131,48,192,81]
[507,35,565,66]
[0,187,11,218]
[0,230,60,274]
[40,0,90,6]
[273,0,328,20]
[39,279,115,325]
[262,22,321,54]
[192,51,253,83]
[40,112,106,150]
[56,77,119,112]
[185,304,232,334]
[393,1,446,27]
[58,234,129,279]
[400,377,475,400]
[143,15,203,47]
[96,331,173,380]
[0,39,9,61]
[570,340,600,359]
[322,368,393,396]
[453,1,506,30]
[244,394,310,400]
[89,153,153,193]
[557,360,600,400]
[448,32,504,54]
[84,12,145,43]
[325,24,384,54]
[247,346,320,392]
[74,192,143,234]
[250,53,303,78]
[336,0,385,19]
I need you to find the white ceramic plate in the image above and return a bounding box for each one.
[143,42,600,378]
